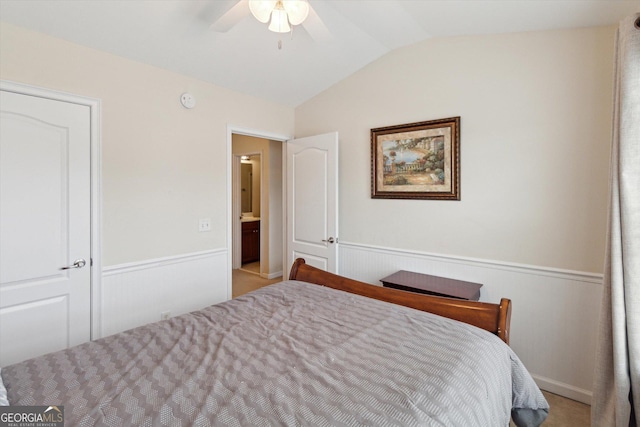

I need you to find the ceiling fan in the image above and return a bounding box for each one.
[207,0,331,46]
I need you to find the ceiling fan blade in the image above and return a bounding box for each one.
[210,0,251,33]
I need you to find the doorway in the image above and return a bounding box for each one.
[239,153,261,273]
[230,132,285,298]
[227,127,340,299]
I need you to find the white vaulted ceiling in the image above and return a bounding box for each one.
[0,0,638,107]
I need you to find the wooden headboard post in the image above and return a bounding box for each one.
[289,258,512,345]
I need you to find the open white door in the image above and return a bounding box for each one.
[0,90,92,366]
[286,132,338,273]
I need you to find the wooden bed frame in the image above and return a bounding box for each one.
[289,258,512,345]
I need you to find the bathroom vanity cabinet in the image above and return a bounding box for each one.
[241,220,260,264]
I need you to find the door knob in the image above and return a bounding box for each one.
[322,237,335,244]
[61,259,86,270]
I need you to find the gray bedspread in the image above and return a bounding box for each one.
[2,280,548,426]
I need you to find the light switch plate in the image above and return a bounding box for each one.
[199,218,211,232]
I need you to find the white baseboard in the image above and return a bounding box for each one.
[533,374,592,405]
[263,271,283,280]
[101,249,228,338]
[338,241,602,404]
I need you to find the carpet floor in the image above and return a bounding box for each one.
[232,267,282,298]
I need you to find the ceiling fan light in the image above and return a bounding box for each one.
[282,0,309,26]
[249,0,276,24]
[268,8,291,33]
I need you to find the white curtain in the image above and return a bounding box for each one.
[592,13,640,427]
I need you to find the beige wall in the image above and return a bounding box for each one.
[0,23,294,266]
[0,22,614,273]
[295,26,615,273]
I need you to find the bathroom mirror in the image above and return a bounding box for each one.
[241,162,252,213]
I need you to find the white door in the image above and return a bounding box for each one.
[286,132,338,273]
[0,90,91,366]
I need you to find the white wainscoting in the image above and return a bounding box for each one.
[101,249,228,338]
[338,242,603,405]
[99,244,601,403]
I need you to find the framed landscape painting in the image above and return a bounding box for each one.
[371,117,460,200]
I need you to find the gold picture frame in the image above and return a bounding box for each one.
[371,117,460,200]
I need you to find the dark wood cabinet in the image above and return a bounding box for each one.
[241,220,260,264]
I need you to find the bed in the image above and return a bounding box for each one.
[1,258,548,426]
